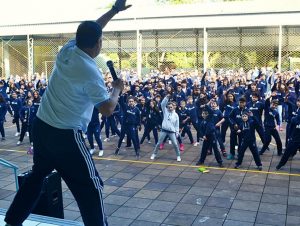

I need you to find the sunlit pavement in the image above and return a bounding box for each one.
[1,121,300,226]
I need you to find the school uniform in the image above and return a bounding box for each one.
[235,117,262,168]
[87,107,103,151]
[116,96,141,157]
[8,96,22,133]
[196,112,223,166]
[19,104,37,143]
[0,101,8,139]
[246,100,265,143]
[277,115,300,169]
[140,106,161,144]
[178,107,194,144]
[259,98,282,155]
[186,102,200,142]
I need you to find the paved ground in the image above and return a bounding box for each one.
[1,122,300,226]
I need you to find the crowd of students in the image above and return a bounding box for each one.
[1,66,300,170]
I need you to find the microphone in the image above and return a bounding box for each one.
[106,60,118,81]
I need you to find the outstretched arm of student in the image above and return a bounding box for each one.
[96,0,132,29]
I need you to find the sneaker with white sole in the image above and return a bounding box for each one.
[168,140,172,144]
[26,132,29,137]
[150,154,156,160]
[104,138,110,142]
[148,140,151,144]
[17,141,22,145]
[193,142,199,147]
[15,132,20,137]
[90,149,95,155]
[122,139,125,143]
[177,156,181,162]
[98,150,104,157]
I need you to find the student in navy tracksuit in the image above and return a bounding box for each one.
[140,100,161,145]
[220,92,237,149]
[276,114,300,170]
[178,100,194,145]
[284,96,300,149]
[104,104,121,140]
[186,96,200,146]
[87,107,103,156]
[234,112,262,170]
[210,100,226,157]
[137,96,149,142]
[8,91,22,136]
[0,94,8,140]
[32,91,41,112]
[18,99,37,145]
[246,92,265,144]
[196,108,223,167]
[115,95,141,159]
[259,96,282,156]
[228,96,248,160]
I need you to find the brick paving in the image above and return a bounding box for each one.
[1,122,300,225]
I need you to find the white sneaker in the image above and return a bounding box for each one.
[177,156,181,162]
[30,142,33,146]
[104,138,110,142]
[150,154,156,160]
[17,141,21,145]
[148,140,151,144]
[168,140,172,144]
[193,142,199,147]
[82,134,87,139]
[98,150,104,157]
[90,149,95,155]
[122,139,125,143]
[26,132,29,137]
[15,132,20,137]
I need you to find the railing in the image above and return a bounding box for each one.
[0,158,19,191]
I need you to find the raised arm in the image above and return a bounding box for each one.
[96,0,132,29]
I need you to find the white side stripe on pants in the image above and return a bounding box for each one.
[73,131,106,225]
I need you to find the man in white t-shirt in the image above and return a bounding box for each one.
[4,1,131,226]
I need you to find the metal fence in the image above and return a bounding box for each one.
[0,25,300,79]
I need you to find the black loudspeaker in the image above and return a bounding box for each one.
[18,170,64,219]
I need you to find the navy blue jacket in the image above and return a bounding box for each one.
[177,107,190,127]
[186,103,198,122]
[289,115,300,142]
[199,119,216,139]
[247,100,264,124]
[211,108,224,125]
[237,117,258,142]
[20,105,37,125]
[0,102,8,122]
[145,107,162,126]
[8,97,22,116]
[229,106,249,127]
[263,98,280,129]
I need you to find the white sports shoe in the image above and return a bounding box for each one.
[148,140,151,144]
[168,140,172,144]
[177,156,181,162]
[90,149,95,155]
[15,132,20,137]
[98,150,104,157]
[104,138,110,142]
[17,141,21,145]
[26,132,29,137]
[193,142,199,147]
[150,154,156,160]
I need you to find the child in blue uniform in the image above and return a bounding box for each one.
[276,114,300,170]
[259,96,282,156]
[234,112,262,170]
[17,99,37,146]
[87,107,103,156]
[8,91,22,136]
[0,94,8,140]
[196,108,223,167]
[115,95,141,159]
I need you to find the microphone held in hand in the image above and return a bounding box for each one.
[106,60,118,81]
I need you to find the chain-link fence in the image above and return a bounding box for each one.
[0,25,300,79]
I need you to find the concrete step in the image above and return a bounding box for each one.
[0,208,83,226]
